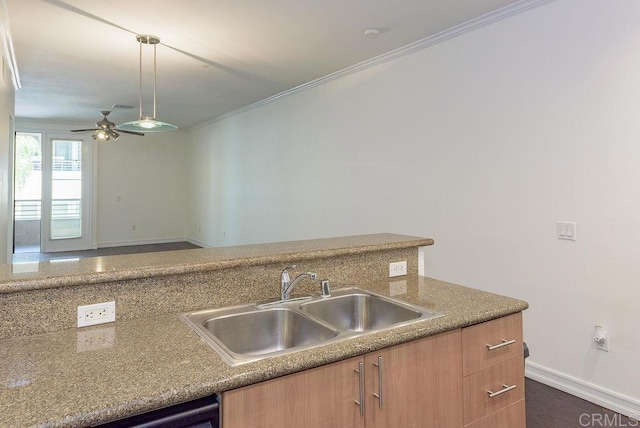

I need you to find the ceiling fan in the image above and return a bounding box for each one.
[70,111,145,141]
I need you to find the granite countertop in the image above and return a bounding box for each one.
[0,234,432,293]
[0,276,528,427]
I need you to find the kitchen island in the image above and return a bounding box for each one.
[0,234,528,427]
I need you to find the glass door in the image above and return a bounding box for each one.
[13,132,43,255]
[41,136,94,252]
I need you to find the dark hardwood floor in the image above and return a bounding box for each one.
[526,378,634,427]
[12,241,201,263]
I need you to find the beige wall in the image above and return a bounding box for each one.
[13,120,190,248]
[185,0,640,414]
[96,130,189,247]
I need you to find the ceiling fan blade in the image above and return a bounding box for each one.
[70,129,99,133]
[119,130,145,136]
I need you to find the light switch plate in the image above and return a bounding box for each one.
[557,222,576,241]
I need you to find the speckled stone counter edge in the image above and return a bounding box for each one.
[0,233,433,294]
[1,234,431,341]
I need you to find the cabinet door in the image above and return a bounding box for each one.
[222,355,365,428]
[365,329,463,428]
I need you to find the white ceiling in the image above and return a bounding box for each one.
[6,0,523,130]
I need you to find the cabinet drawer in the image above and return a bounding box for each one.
[464,399,525,428]
[463,355,525,424]
[462,312,523,376]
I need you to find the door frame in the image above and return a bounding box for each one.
[5,113,15,263]
[13,123,97,254]
[41,134,95,252]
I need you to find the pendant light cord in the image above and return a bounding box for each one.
[138,37,143,119]
[153,42,157,120]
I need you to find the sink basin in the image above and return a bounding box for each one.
[299,292,423,332]
[180,306,338,365]
[203,308,338,355]
[179,287,444,366]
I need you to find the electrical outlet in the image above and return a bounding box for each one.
[389,261,408,277]
[595,337,609,352]
[77,301,116,328]
[593,325,609,352]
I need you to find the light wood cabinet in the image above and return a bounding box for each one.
[464,400,526,428]
[364,329,462,428]
[222,355,364,428]
[222,329,462,428]
[222,312,525,428]
[461,312,525,427]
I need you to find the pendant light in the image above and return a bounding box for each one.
[119,34,178,132]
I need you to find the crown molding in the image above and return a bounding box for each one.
[189,0,555,132]
[0,0,21,89]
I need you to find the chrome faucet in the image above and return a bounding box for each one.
[281,265,317,300]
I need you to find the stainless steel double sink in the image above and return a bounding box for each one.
[179,287,444,366]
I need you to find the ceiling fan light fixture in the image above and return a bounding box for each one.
[118,34,177,133]
[92,128,120,141]
[93,130,108,141]
[71,111,143,139]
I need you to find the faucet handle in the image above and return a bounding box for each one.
[282,265,296,274]
[320,279,331,297]
[281,265,296,279]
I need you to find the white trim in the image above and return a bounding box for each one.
[526,360,640,418]
[189,0,555,131]
[97,237,192,248]
[186,237,213,248]
[6,112,14,263]
[40,134,94,252]
[0,0,21,89]
[91,135,98,250]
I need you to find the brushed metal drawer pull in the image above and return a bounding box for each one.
[354,362,365,416]
[373,356,383,409]
[486,339,516,351]
[487,384,517,398]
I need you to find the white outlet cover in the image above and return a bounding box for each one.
[77,301,116,328]
[389,261,408,278]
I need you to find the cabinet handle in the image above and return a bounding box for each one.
[487,384,517,398]
[354,362,364,416]
[486,339,516,351]
[373,356,383,409]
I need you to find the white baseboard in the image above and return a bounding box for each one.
[186,237,213,248]
[97,238,190,248]
[526,360,640,418]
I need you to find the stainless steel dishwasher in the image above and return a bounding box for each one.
[96,395,219,428]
